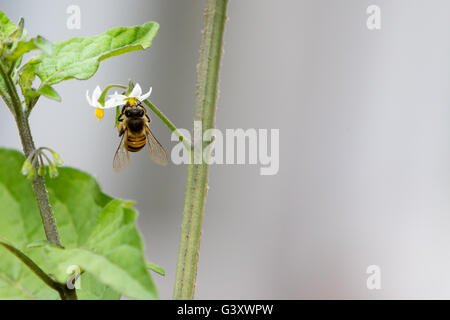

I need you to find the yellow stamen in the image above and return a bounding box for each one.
[95,108,104,120]
[125,97,139,105]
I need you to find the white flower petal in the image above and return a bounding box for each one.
[109,92,127,100]
[129,83,142,98]
[104,96,125,109]
[139,87,152,101]
[86,90,92,106]
[92,86,102,101]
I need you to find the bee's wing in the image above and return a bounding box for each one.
[146,127,168,166]
[113,131,130,172]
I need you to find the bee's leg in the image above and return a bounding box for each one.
[119,127,125,136]
[145,114,151,123]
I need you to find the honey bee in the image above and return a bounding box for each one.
[113,101,168,172]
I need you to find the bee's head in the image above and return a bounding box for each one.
[124,105,145,118]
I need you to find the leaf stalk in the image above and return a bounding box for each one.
[0,240,76,300]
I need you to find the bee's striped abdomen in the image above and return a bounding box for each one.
[126,133,146,152]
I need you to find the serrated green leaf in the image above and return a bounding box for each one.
[35,21,159,86]
[37,84,61,102]
[0,148,157,299]
[0,10,17,40]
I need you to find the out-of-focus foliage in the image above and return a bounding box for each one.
[0,149,157,299]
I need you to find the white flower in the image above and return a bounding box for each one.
[108,83,152,107]
[86,86,117,120]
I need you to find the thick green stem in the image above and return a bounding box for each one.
[173,0,228,299]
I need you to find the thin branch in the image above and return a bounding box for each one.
[143,99,192,152]
[0,240,77,300]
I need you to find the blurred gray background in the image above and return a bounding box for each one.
[1,0,450,299]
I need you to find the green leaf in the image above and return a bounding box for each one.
[0,10,17,40]
[35,21,159,86]
[4,36,53,62]
[0,150,57,299]
[18,58,39,105]
[37,84,61,102]
[0,238,66,298]
[42,200,158,300]
[6,39,34,59]
[0,148,157,299]
[33,36,52,56]
[7,17,25,41]
[146,262,165,276]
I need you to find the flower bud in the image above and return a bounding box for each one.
[26,168,36,181]
[21,159,33,176]
[38,167,46,177]
[52,152,64,167]
[49,166,59,178]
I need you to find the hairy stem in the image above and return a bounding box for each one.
[173,0,228,299]
[18,115,62,247]
[0,62,74,299]
[0,64,62,247]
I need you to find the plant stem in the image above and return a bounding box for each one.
[19,115,62,247]
[143,99,192,152]
[0,63,62,247]
[0,62,74,299]
[0,240,77,300]
[173,0,228,300]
